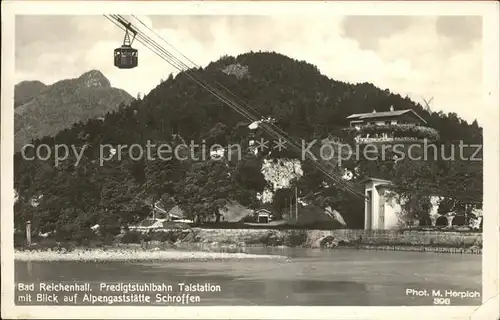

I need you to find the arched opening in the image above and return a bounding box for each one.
[435,215,448,227]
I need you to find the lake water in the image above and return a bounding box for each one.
[15,248,482,306]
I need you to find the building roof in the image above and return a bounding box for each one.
[347,109,427,124]
[155,200,184,219]
[256,208,272,216]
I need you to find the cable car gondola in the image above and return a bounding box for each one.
[114,18,138,69]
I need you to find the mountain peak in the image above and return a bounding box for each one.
[16,80,46,87]
[78,70,111,88]
[15,70,133,150]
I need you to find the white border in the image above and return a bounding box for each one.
[1,1,499,319]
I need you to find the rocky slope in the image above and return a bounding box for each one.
[14,80,47,108]
[14,70,134,150]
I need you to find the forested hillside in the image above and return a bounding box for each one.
[13,51,483,241]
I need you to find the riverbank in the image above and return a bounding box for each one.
[194,228,482,250]
[14,246,287,262]
[15,227,482,259]
[190,228,482,254]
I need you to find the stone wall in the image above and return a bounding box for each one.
[195,228,272,244]
[192,228,482,248]
[305,229,482,247]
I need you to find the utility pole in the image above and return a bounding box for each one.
[295,186,298,222]
[152,195,156,220]
[26,221,31,246]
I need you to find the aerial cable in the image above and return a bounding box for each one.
[128,15,350,175]
[117,15,265,125]
[127,15,318,149]
[105,15,366,199]
[106,16,253,124]
[123,15,318,153]
[108,15,365,198]
[115,16,313,157]
[107,15,366,199]
[131,15,201,71]
[130,15,313,151]
[130,14,271,121]
[125,16,363,197]
[112,15,261,125]
[106,15,258,125]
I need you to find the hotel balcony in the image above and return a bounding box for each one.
[345,123,440,144]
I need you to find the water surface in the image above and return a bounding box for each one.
[15,248,481,306]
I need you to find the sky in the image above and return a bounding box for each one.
[15,15,483,124]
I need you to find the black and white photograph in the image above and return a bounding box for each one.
[1,1,499,319]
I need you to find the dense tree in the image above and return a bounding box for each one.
[178,160,235,223]
[271,188,294,218]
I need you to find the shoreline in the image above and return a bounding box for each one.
[14,241,482,262]
[14,247,288,262]
[13,227,482,261]
[334,244,482,254]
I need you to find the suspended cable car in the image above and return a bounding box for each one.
[114,18,138,69]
